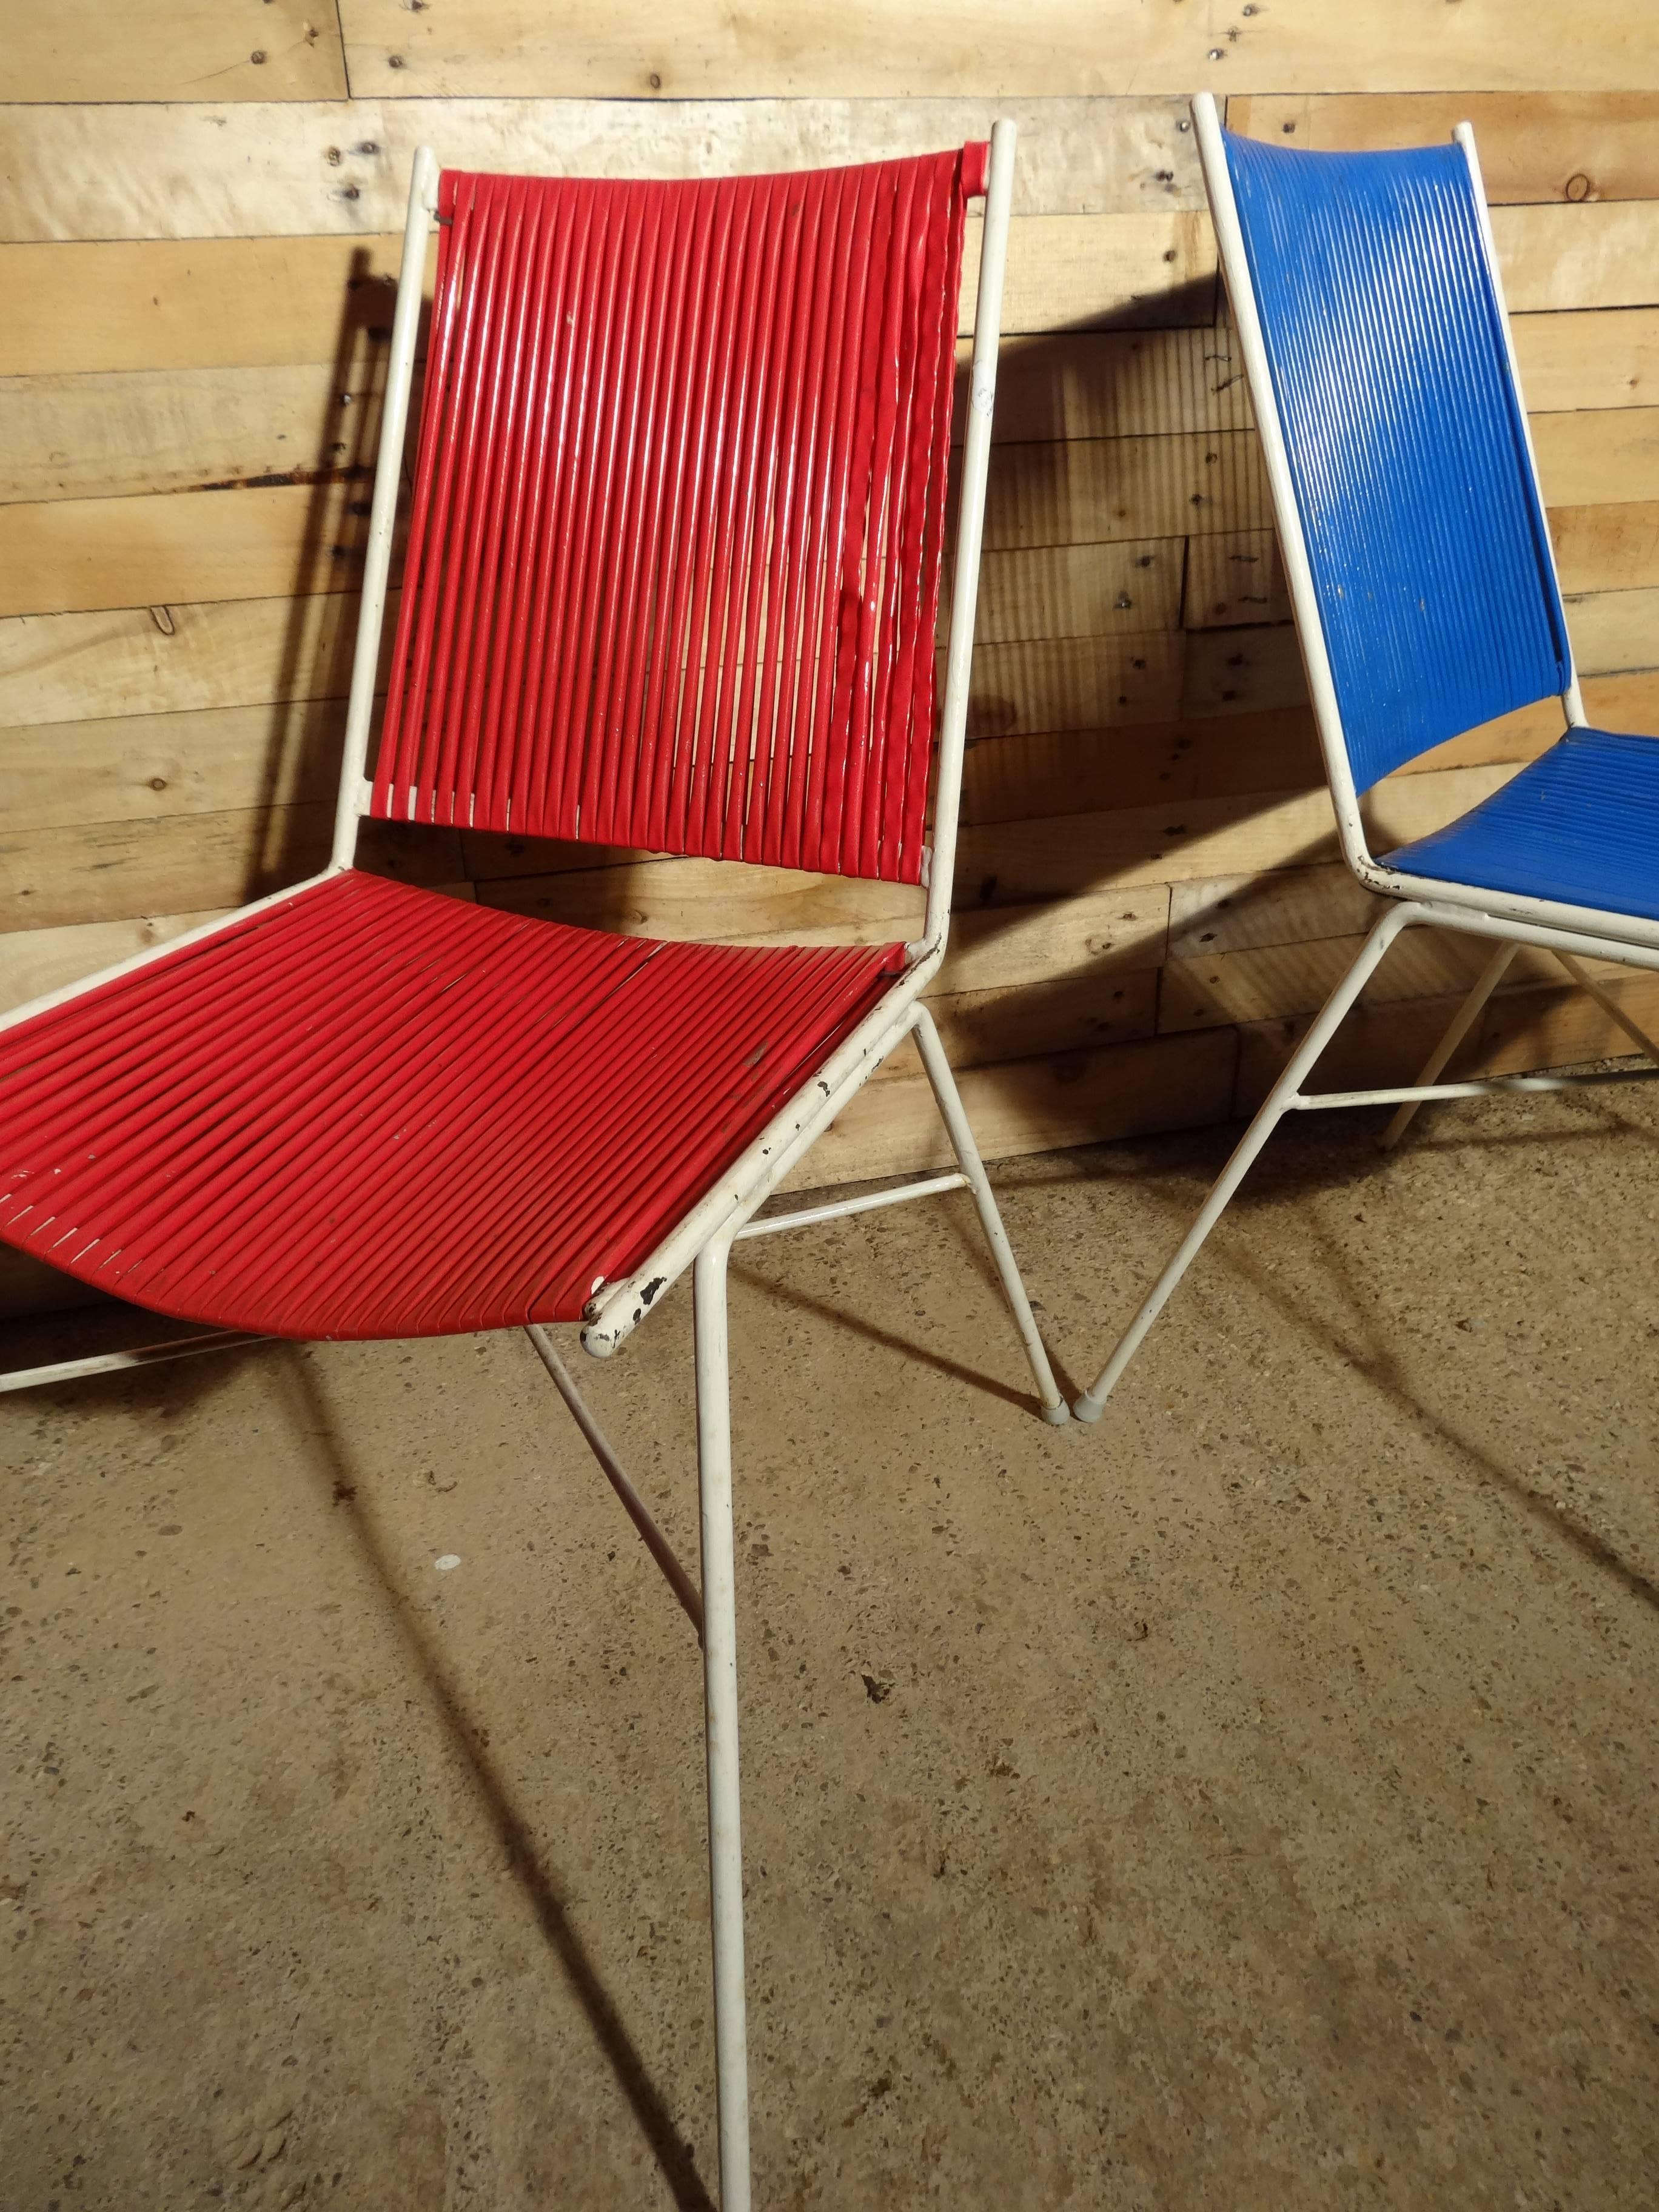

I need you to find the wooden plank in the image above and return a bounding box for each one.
[960,722,1198,826]
[1157,926,1598,1037]
[1577,667,1659,729]
[1169,865,1379,960]
[1182,530,1290,631]
[1235,967,1659,1113]
[1533,408,1659,508]
[1182,625,1305,719]
[979,429,1269,552]
[7,443,1643,639]
[1491,203,1659,313]
[1184,708,1322,797]
[0,697,346,834]
[1228,95,1659,204]
[333,1,1659,101]
[1233,990,1487,1117]
[1512,309,1659,412]
[786,1028,1238,1194]
[1480,970,1659,1071]
[974,540,1181,646]
[0,363,382,504]
[966,635,1182,740]
[967,213,1216,335]
[0,481,372,619]
[0,805,461,931]
[1552,502,1659,597]
[7,343,1249,510]
[0,236,405,378]
[1566,585,1659,675]
[951,763,1515,906]
[0,98,1202,241]
[957,329,1248,445]
[4,0,346,103]
[0,905,232,1014]
[0,214,1201,380]
[474,861,1168,985]
[0,592,372,728]
[935,887,1169,996]
[478,856,924,948]
[874,968,1161,1080]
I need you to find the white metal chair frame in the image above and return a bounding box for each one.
[1073,96,1659,1423]
[2,123,1070,2210]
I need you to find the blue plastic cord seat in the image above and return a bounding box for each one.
[1384,726,1659,923]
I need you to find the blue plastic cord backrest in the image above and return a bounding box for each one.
[1223,130,1572,791]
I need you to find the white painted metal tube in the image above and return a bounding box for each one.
[331,146,438,868]
[0,868,339,1044]
[1299,1070,1659,1112]
[734,1172,968,1240]
[1192,93,1374,879]
[917,117,1016,957]
[910,1005,1070,1423]
[1455,121,1586,728]
[0,1330,261,1395]
[523,1324,703,1639]
[692,1238,751,2212]
[1393,891,1659,969]
[1074,903,1415,1421]
[582,958,940,1355]
[1378,940,1518,1150]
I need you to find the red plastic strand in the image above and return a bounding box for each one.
[0,875,903,1336]
[371,150,976,886]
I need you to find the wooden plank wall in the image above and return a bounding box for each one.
[4,12,1659,1311]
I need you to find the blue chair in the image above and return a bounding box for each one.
[1074,95,1659,1423]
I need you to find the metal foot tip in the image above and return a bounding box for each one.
[1071,1393,1104,1424]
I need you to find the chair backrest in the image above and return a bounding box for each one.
[1210,123,1574,794]
[369,149,982,886]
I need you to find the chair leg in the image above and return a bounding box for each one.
[910,1005,1071,1424]
[1377,940,1517,1152]
[1074,908,1408,1423]
[692,1236,752,2212]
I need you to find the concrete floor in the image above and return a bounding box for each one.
[4,1080,1658,2211]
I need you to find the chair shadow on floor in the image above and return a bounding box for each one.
[266,1344,718,2212]
[1039,1082,1659,1617]
[732,1184,1082,1417]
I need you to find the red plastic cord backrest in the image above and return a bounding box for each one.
[370,147,983,886]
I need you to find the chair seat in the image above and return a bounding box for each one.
[1383,726,1659,925]
[0,871,903,1339]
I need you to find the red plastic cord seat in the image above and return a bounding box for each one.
[0,871,902,1338]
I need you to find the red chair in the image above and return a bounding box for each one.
[0,126,1065,2205]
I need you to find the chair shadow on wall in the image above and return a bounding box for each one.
[252,246,434,901]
